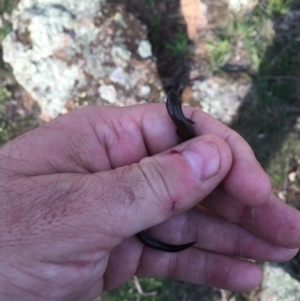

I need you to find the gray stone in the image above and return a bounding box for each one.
[99,85,117,104]
[16,0,103,18]
[112,12,127,28]
[191,77,250,124]
[2,0,165,117]
[139,85,151,97]
[109,67,127,86]
[261,263,300,301]
[111,44,132,68]
[3,0,101,117]
[137,40,152,59]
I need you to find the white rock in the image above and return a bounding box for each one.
[261,263,300,301]
[2,0,101,117]
[138,40,152,59]
[109,67,127,86]
[111,45,132,68]
[139,85,151,97]
[3,0,162,116]
[99,85,117,104]
[228,0,258,14]
[191,77,249,124]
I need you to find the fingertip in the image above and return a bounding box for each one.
[228,263,263,291]
[275,248,299,262]
[224,161,271,206]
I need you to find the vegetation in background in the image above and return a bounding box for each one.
[207,2,283,73]
[205,0,299,169]
[0,87,11,143]
[0,0,19,40]
[230,2,300,171]
[268,0,290,14]
[0,0,19,13]
[102,278,163,301]
[143,0,155,8]
[166,30,189,58]
[0,0,36,146]
[207,38,234,72]
[101,278,222,301]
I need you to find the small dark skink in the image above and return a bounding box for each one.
[136,90,197,252]
[166,90,196,141]
[136,229,196,252]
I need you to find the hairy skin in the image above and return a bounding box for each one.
[0,105,300,301]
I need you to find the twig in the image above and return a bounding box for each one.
[133,276,157,297]
[220,289,228,301]
[284,156,290,191]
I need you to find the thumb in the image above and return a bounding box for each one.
[87,134,232,240]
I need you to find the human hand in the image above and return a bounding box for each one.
[0,104,299,301]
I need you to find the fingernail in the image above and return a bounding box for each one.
[181,140,220,181]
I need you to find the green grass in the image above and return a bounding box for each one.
[268,0,290,14]
[166,31,189,58]
[0,86,14,146]
[0,0,19,44]
[205,0,297,74]
[203,0,300,171]
[0,0,30,146]
[0,0,19,13]
[207,39,233,72]
[0,22,11,41]
[267,129,300,187]
[101,278,220,301]
[0,0,19,41]
[142,0,155,8]
[232,4,300,167]
[102,278,163,301]
[0,115,36,146]
[0,87,11,109]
